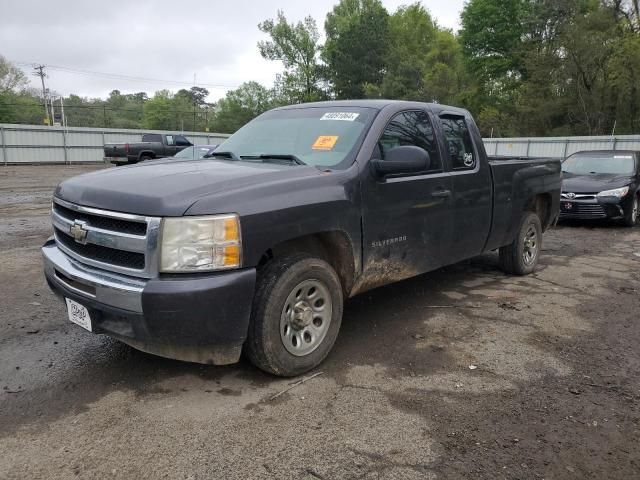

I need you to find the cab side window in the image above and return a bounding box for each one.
[165,135,175,146]
[440,116,476,170]
[378,110,442,172]
[175,135,190,146]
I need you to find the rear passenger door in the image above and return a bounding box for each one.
[437,114,492,262]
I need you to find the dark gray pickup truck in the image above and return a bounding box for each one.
[43,100,561,376]
[104,133,193,165]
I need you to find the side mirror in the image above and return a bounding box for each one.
[371,146,430,178]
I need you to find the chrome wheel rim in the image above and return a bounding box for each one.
[280,279,332,357]
[522,224,538,266]
[632,197,638,223]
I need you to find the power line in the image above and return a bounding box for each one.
[15,61,241,90]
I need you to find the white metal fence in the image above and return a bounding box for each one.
[0,123,231,164]
[483,135,640,159]
[1,123,639,164]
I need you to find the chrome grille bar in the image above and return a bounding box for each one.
[52,197,162,279]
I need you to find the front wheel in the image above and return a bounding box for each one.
[245,254,343,377]
[499,212,542,275]
[623,195,638,227]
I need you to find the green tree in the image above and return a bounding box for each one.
[609,32,640,132]
[0,56,30,123]
[258,11,326,103]
[323,0,390,98]
[363,4,467,105]
[423,30,468,105]
[0,55,27,92]
[364,3,437,100]
[143,90,174,130]
[460,0,529,81]
[211,82,275,133]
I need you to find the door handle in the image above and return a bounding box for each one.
[431,189,452,198]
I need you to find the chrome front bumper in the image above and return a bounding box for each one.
[42,240,146,313]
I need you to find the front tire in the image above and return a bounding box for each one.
[245,254,343,377]
[623,195,638,227]
[499,212,542,275]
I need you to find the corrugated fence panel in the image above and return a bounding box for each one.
[67,147,104,163]
[2,124,637,164]
[8,147,66,163]
[0,124,231,164]
[5,127,64,146]
[484,134,640,159]
[66,130,104,147]
[615,137,640,150]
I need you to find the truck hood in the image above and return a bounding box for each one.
[561,172,634,194]
[55,160,324,216]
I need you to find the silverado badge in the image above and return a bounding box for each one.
[69,220,89,244]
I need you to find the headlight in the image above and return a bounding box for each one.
[160,215,241,272]
[597,187,629,199]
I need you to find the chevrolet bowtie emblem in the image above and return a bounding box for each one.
[69,220,89,244]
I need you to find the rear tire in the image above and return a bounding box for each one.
[499,212,542,276]
[623,195,638,227]
[245,254,343,377]
[139,155,152,162]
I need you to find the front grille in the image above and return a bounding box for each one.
[560,202,607,218]
[55,227,145,269]
[54,203,147,236]
[52,198,161,278]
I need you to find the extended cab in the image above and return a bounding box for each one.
[104,133,193,165]
[43,100,561,376]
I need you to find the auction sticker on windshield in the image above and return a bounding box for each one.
[313,136,339,151]
[321,112,360,121]
[65,298,92,331]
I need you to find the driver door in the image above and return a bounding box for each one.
[361,109,453,287]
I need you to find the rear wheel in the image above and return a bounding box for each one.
[499,212,542,275]
[623,195,638,227]
[139,155,152,162]
[245,254,343,377]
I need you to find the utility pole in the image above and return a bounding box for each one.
[33,65,51,126]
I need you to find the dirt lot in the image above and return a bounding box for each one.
[1,164,639,479]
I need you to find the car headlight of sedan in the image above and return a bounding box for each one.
[160,215,241,272]
[597,187,629,199]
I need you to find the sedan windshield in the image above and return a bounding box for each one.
[563,153,636,175]
[173,146,216,159]
[217,107,376,169]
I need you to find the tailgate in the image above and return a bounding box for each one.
[104,143,127,158]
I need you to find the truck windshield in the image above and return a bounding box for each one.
[217,107,376,169]
[563,153,635,175]
[173,146,216,159]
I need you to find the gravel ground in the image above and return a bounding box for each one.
[1,164,639,480]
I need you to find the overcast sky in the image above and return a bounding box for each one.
[1,0,465,102]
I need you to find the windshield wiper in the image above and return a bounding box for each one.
[208,151,240,161]
[240,154,306,165]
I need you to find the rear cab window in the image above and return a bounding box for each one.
[439,115,477,171]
